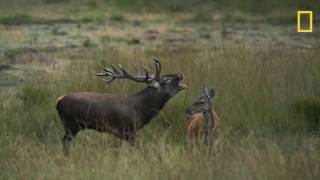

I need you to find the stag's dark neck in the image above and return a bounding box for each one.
[130,87,171,126]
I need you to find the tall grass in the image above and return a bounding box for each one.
[1,135,319,180]
[1,46,320,179]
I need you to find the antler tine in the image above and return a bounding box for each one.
[95,71,107,76]
[147,63,158,79]
[133,64,140,76]
[95,64,110,76]
[95,65,116,84]
[104,77,115,84]
[118,64,126,74]
[110,64,119,73]
[151,57,161,80]
[117,64,143,82]
[141,65,149,81]
[103,66,116,76]
[149,64,154,72]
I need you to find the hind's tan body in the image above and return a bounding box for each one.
[185,110,220,144]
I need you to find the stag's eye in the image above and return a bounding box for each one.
[164,78,172,83]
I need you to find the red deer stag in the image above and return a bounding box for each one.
[185,85,219,145]
[56,58,186,155]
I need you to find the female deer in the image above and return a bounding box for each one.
[185,85,219,145]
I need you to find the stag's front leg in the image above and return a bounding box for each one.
[116,129,136,145]
[124,130,136,145]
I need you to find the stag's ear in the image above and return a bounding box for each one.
[209,89,215,98]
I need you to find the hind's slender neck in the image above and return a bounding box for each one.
[203,107,214,128]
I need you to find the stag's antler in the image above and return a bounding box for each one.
[96,58,162,84]
[151,57,161,81]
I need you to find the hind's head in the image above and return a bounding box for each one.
[186,84,215,114]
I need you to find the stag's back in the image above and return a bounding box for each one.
[56,92,135,131]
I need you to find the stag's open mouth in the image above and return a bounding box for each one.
[179,83,187,91]
[177,72,186,91]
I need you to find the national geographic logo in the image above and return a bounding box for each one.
[297,11,313,33]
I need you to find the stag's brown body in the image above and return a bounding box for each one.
[185,111,220,144]
[56,59,185,155]
[57,88,171,140]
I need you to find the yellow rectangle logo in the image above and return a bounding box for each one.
[297,11,313,32]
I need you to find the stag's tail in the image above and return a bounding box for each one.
[56,95,65,110]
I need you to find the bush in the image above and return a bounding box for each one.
[296,97,320,131]
[188,12,212,23]
[0,14,34,25]
[109,14,125,22]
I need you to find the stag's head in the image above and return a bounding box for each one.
[96,58,186,97]
[186,85,215,114]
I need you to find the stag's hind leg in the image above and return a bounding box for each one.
[59,114,80,156]
[62,127,79,156]
[62,133,72,156]
[56,97,80,155]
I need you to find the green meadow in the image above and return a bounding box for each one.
[0,0,320,179]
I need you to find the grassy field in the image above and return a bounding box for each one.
[1,0,320,179]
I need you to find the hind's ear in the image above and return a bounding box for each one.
[209,89,215,98]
